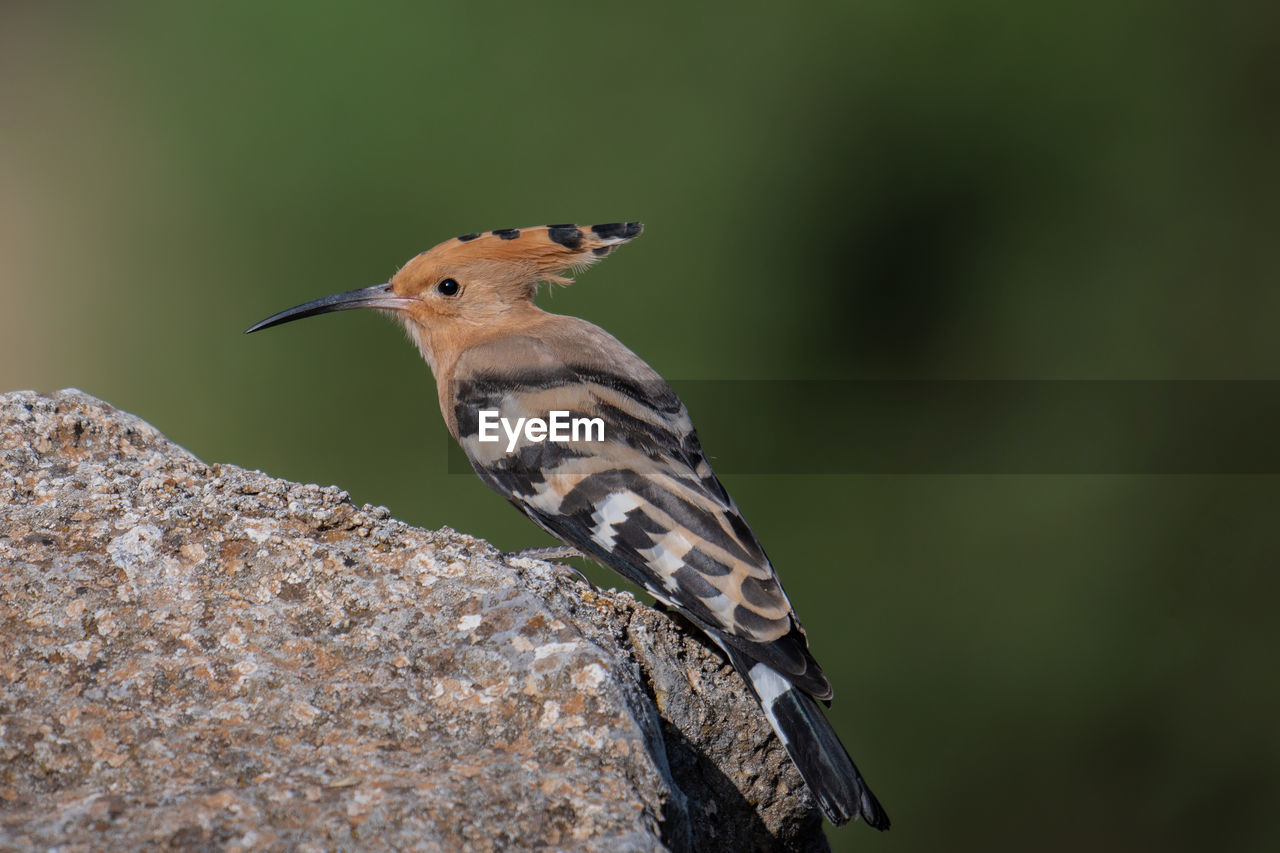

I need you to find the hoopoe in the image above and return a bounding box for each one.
[246,223,890,830]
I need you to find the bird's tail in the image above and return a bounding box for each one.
[727,648,891,830]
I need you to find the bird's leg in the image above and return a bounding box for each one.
[504,545,584,562]
[502,545,591,583]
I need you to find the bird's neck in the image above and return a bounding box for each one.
[407,302,554,437]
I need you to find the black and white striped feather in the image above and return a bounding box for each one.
[450,323,889,829]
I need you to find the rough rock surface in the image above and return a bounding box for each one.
[0,390,827,851]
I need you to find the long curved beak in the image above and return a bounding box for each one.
[244,282,414,334]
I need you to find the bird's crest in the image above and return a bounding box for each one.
[395,223,643,300]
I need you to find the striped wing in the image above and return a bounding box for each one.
[452,365,833,701]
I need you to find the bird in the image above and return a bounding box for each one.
[246,223,890,830]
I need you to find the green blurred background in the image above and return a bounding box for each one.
[2,2,1277,849]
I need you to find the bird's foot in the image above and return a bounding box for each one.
[504,545,584,562]
[502,545,590,583]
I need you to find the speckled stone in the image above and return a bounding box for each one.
[0,390,827,851]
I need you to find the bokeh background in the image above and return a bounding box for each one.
[3,2,1278,850]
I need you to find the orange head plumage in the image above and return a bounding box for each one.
[246,222,643,371]
[397,223,642,300]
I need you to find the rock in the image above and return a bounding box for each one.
[0,390,827,851]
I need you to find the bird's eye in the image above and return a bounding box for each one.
[437,278,460,296]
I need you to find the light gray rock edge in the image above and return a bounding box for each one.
[0,389,827,852]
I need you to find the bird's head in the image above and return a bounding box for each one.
[246,222,643,369]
